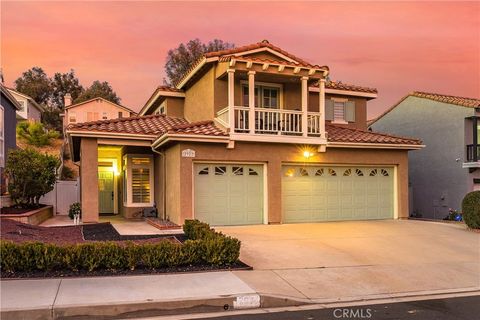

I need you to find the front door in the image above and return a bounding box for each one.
[98,170,114,214]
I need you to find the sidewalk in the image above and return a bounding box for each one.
[0,272,259,320]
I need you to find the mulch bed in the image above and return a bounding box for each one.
[1,219,84,244]
[0,204,47,215]
[83,223,187,243]
[1,261,252,279]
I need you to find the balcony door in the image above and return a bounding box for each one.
[242,84,281,109]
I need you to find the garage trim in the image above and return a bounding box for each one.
[192,161,268,225]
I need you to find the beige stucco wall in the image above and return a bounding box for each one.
[184,68,215,122]
[65,99,133,127]
[164,141,410,225]
[80,138,99,223]
[165,97,185,118]
[165,145,181,223]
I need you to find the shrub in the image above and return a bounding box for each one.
[6,148,59,207]
[16,121,60,147]
[68,202,81,219]
[462,191,480,229]
[61,166,75,180]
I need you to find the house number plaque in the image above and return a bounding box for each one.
[181,149,196,158]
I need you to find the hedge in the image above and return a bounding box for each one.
[0,220,241,273]
[462,191,480,229]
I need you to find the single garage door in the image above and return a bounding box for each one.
[194,164,264,226]
[282,166,394,222]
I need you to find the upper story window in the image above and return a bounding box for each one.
[69,112,77,123]
[242,83,281,109]
[17,100,26,112]
[326,98,356,123]
[102,112,108,120]
[118,112,123,118]
[0,106,4,167]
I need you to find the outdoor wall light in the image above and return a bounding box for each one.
[303,150,313,159]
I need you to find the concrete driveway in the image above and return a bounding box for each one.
[217,220,480,303]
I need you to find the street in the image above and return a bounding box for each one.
[201,296,480,320]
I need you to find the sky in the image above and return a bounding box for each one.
[1,1,479,118]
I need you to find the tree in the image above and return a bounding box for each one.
[6,148,59,207]
[41,106,63,133]
[16,122,60,147]
[75,80,121,104]
[50,69,84,110]
[165,39,234,85]
[14,67,52,105]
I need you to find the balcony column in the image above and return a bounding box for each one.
[227,69,235,132]
[319,78,326,139]
[301,76,309,137]
[248,71,256,134]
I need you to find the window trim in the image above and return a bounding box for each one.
[331,97,348,124]
[69,111,77,123]
[240,81,284,109]
[122,154,154,207]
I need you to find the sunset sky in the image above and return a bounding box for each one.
[1,1,479,118]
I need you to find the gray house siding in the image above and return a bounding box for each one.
[371,96,474,219]
[1,91,17,166]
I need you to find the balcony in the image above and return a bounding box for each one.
[466,144,480,163]
[233,106,322,135]
[215,68,328,145]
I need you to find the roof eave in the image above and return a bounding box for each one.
[327,141,425,150]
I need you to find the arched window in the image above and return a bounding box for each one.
[315,169,324,176]
[232,166,244,176]
[198,167,209,175]
[249,168,259,176]
[369,169,378,176]
[328,168,337,176]
[343,169,352,176]
[355,169,364,176]
[215,166,227,175]
[300,168,309,176]
[381,169,389,177]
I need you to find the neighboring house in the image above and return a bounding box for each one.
[1,84,20,203]
[66,40,423,224]
[7,87,44,122]
[63,95,136,128]
[369,91,480,219]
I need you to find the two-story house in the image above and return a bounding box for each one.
[7,87,44,122]
[63,95,136,128]
[1,84,20,205]
[66,40,423,224]
[369,91,480,219]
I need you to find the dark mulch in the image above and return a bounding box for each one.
[1,261,252,279]
[0,204,47,215]
[82,223,187,243]
[1,219,83,244]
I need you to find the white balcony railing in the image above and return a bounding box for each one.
[226,106,321,137]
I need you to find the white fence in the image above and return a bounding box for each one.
[40,179,80,215]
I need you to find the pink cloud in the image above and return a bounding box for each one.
[1,1,479,117]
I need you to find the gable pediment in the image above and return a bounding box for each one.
[233,48,299,64]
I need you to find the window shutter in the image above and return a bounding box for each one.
[325,99,334,121]
[132,168,150,203]
[345,101,355,122]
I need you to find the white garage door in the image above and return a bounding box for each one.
[282,166,394,222]
[194,164,264,226]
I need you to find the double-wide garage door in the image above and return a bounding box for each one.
[282,166,394,222]
[194,164,264,226]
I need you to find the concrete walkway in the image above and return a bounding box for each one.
[218,220,480,304]
[1,272,258,319]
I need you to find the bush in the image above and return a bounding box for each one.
[6,148,60,207]
[0,222,241,273]
[16,121,60,147]
[61,166,75,180]
[462,191,480,229]
[68,202,81,219]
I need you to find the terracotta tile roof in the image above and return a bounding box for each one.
[156,85,184,93]
[410,91,480,108]
[206,40,314,67]
[311,80,378,94]
[327,124,422,145]
[67,114,227,137]
[369,91,480,126]
[167,120,228,136]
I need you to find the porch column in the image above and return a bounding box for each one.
[319,78,326,139]
[301,76,309,137]
[248,71,256,134]
[80,138,99,223]
[227,69,235,132]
